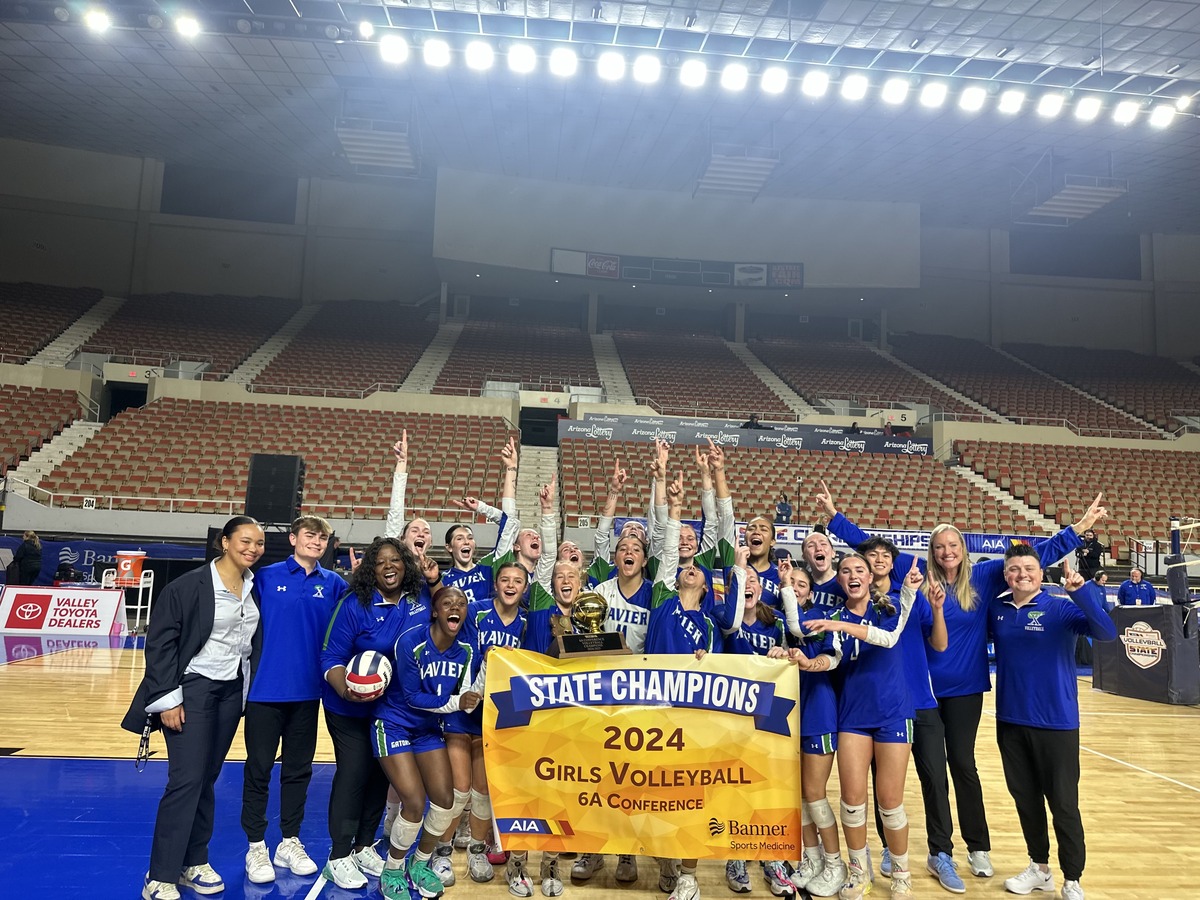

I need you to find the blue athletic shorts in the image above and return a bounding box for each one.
[841,717,914,745]
[444,706,483,737]
[372,720,445,758]
[801,732,838,755]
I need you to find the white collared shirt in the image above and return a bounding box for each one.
[184,560,260,682]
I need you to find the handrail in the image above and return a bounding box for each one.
[0,351,32,366]
[629,396,807,423]
[927,410,1168,440]
[75,390,101,423]
[241,381,406,399]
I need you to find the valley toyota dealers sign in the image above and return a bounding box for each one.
[0,585,128,636]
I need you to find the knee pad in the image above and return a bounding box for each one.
[469,788,492,821]
[840,799,866,829]
[451,788,470,818]
[879,804,908,831]
[390,815,422,853]
[810,798,836,830]
[801,802,813,827]
[423,801,456,838]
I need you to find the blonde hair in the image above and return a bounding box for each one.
[22,530,40,549]
[926,523,976,611]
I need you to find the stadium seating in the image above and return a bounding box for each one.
[748,338,979,416]
[559,439,1052,537]
[1006,343,1200,433]
[0,283,102,360]
[956,440,1200,556]
[612,331,793,420]
[86,293,298,377]
[255,300,437,395]
[39,399,517,515]
[0,385,82,475]
[433,321,601,395]
[890,334,1160,437]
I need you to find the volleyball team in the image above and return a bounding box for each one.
[126,433,1116,900]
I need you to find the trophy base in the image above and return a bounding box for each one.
[549,631,631,658]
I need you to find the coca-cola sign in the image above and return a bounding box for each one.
[586,253,620,279]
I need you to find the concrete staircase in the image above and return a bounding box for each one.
[994,346,1173,438]
[726,341,818,418]
[226,304,320,383]
[950,464,1058,533]
[5,419,104,497]
[872,344,1009,423]
[516,446,560,527]
[399,322,463,393]
[590,332,635,405]
[28,296,126,368]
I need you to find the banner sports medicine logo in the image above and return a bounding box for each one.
[5,593,51,629]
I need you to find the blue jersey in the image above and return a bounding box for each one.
[833,601,914,730]
[899,591,937,710]
[250,557,346,702]
[320,589,414,719]
[381,626,477,732]
[466,598,526,655]
[988,582,1116,729]
[645,596,719,655]
[724,616,786,656]
[443,565,496,604]
[796,606,840,739]
[809,574,844,610]
[750,561,783,610]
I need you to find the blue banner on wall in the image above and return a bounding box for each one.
[0,538,201,586]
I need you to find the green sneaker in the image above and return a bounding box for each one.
[380,865,410,900]
[408,857,445,899]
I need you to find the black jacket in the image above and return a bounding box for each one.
[13,539,43,584]
[121,564,262,734]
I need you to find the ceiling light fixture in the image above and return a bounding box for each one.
[1074,95,1102,121]
[909,38,921,50]
[423,38,451,67]
[83,8,111,32]
[176,16,200,38]
[633,54,661,84]
[998,89,1026,113]
[379,34,409,63]
[465,40,495,70]
[1036,92,1065,117]
[1166,63,1182,75]
[959,85,987,111]
[549,46,578,77]
[801,70,829,97]
[508,44,536,73]
[881,77,909,104]
[597,51,625,81]
[1149,104,1176,127]
[919,82,947,107]
[841,73,869,100]
[720,62,749,91]
[684,12,697,28]
[358,21,374,39]
[997,47,1010,58]
[1113,100,1139,124]
[679,58,706,87]
[761,66,788,94]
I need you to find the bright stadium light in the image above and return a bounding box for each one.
[465,41,495,70]
[1149,104,1176,127]
[881,77,909,104]
[919,82,947,108]
[998,89,1026,114]
[175,16,200,38]
[761,66,788,94]
[1176,95,1193,111]
[1113,100,1139,124]
[507,44,536,73]
[1074,95,1102,121]
[1036,92,1065,117]
[632,54,661,84]
[597,51,625,81]
[549,47,578,77]
[959,85,987,111]
[679,58,706,87]
[379,34,409,64]
[84,8,111,32]
[720,62,749,91]
[841,73,869,100]
[358,21,374,39]
[801,70,829,97]
[423,38,451,67]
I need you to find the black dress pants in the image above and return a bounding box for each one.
[324,708,389,858]
[241,699,320,843]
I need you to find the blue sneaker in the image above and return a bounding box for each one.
[880,848,892,877]
[179,864,224,895]
[926,853,966,894]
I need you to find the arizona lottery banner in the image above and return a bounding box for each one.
[483,650,801,860]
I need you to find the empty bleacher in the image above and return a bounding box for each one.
[1006,343,1200,433]
[748,338,979,416]
[957,440,1200,557]
[560,439,1051,536]
[0,385,82,475]
[433,321,601,395]
[890,334,1160,437]
[39,399,517,515]
[254,300,437,395]
[85,293,298,377]
[0,283,102,361]
[612,331,793,420]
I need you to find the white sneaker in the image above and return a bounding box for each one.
[658,857,681,893]
[670,872,700,900]
[890,870,914,897]
[179,864,224,895]
[468,843,495,883]
[245,842,276,884]
[540,856,564,897]
[322,855,369,890]
[968,850,994,877]
[1061,880,1085,900]
[571,853,604,881]
[143,876,181,900]
[351,843,386,877]
[726,859,752,893]
[838,859,871,900]
[793,854,823,891]
[507,856,534,897]
[763,860,796,896]
[274,837,318,876]
[432,851,456,886]
[454,810,473,849]
[616,854,639,882]
[1003,861,1055,895]
[807,859,846,898]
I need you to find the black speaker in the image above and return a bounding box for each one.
[245,453,305,524]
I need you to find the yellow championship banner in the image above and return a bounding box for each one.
[483,649,802,860]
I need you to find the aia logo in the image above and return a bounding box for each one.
[708,818,725,837]
[5,593,51,630]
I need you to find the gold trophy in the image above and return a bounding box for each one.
[548,591,631,658]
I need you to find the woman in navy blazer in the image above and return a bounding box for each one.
[123,516,266,900]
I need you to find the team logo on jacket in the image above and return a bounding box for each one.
[1120,621,1166,669]
[1024,611,1045,632]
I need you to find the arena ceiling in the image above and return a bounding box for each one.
[1,0,1200,232]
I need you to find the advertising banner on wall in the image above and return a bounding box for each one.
[0,538,200,586]
[0,585,128,636]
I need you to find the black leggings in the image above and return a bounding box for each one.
[324,709,389,858]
